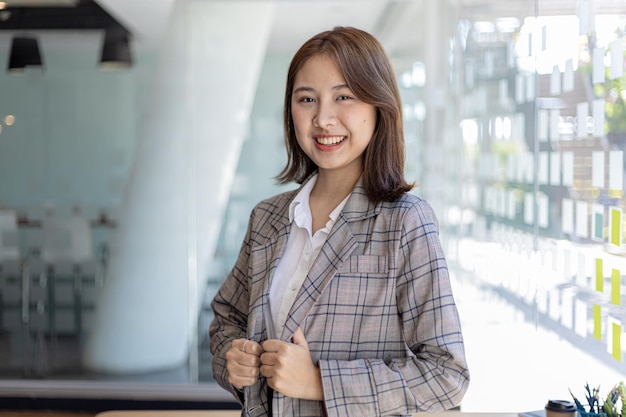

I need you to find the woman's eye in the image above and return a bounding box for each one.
[337,95,352,101]
[299,97,315,103]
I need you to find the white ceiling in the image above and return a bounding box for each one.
[100,0,596,61]
[0,0,428,76]
[96,0,426,55]
[5,0,626,54]
[3,0,624,70]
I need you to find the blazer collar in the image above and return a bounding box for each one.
[339,175,380,222]
[270,172,379,219]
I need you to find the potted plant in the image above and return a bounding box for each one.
[570,383,626,417]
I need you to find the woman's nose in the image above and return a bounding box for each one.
[313,102,337,128]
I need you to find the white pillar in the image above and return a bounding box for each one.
[83,1,275,373]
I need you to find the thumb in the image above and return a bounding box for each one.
[291,327,308,349]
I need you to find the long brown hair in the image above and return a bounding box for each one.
[276,26,414,203]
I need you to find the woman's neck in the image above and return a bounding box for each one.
[313,167,360,202]
[308,169,361,235]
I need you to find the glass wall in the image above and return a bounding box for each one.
[437,0,626,411]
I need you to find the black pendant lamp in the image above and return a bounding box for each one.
[8,35,44,74]
[100,29,132,69]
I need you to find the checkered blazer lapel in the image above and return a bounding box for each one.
[247,192,293,342]
[280,181,378,340]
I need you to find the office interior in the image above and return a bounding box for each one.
[0,0,624,413]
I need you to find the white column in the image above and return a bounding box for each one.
[83,1,275,373]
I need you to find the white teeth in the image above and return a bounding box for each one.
[316,136,345,145]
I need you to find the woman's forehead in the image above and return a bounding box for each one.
[294,55,345,85]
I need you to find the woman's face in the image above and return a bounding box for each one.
[291,54,376,178]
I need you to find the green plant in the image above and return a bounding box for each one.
[603,382,626,417]
[570,383,626,417]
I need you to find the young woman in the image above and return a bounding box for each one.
[210,26,469,417]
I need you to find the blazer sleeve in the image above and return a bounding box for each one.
[318,199,470,416]
[208,210,254,402]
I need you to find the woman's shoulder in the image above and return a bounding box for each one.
[249,187,299,221]
[256,188,298,209]
[379,192,439,226]
[382,191,431,210]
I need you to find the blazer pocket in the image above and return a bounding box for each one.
[339,255,388,275]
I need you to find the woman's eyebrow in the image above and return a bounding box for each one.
[293,84,350,94]
[293,86,315,94]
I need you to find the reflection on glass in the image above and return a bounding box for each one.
[441,0,626,410]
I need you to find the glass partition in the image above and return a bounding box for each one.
[439,0,626,410]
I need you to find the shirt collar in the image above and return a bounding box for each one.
[288,173,351,228]
[329,194,349,222]
[289,174,317,224]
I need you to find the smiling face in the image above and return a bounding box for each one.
[290,54,377,180]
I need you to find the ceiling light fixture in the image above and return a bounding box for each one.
[99,29,132,69]
[7,34,44,73]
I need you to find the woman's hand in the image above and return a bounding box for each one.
[225,338,262,390]
[260,328,324,401]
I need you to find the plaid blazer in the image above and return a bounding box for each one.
[210,179,470,417]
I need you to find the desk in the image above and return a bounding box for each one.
[96,413,241,417]
[96,411,518,417]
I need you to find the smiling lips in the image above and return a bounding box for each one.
[315,135,346,146]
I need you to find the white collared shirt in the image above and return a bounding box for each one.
[268,175,350,339]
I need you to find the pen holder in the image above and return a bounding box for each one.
[545,400,577,417]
